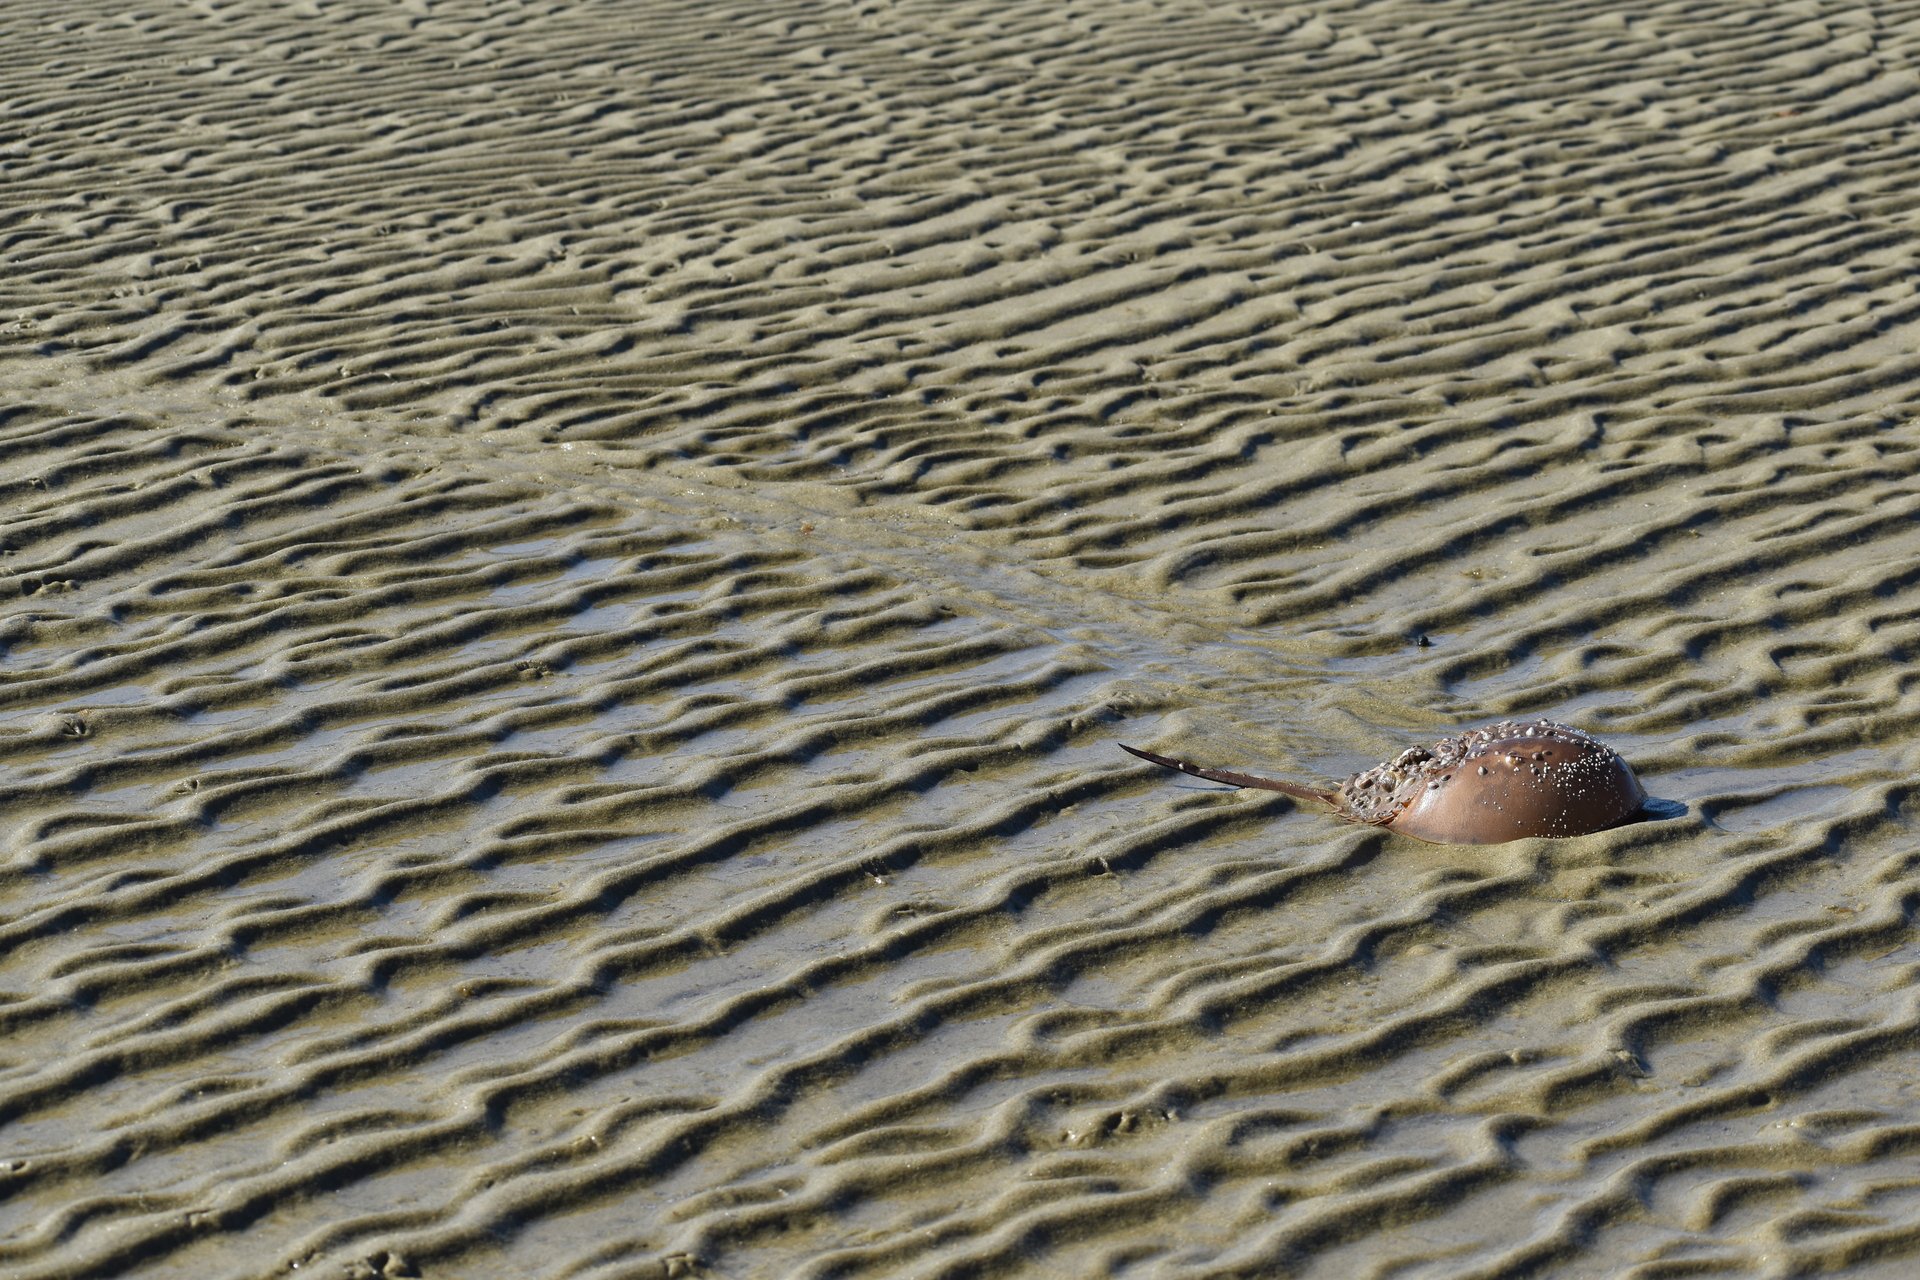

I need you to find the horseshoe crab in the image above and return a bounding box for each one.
[1121,719,1645,844]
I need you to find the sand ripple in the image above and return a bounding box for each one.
[8,1,1920,1277]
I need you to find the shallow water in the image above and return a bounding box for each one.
[8,0,1920,1277]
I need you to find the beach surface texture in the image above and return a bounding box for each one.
[6,1,1920,1276]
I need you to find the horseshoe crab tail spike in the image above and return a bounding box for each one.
[1119,743,1336,805]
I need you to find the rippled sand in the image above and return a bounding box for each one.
[8,1,1920,1277]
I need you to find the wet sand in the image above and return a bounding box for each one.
[7,1,1920,1276]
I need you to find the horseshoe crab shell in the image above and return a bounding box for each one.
[1121,719,1645,845]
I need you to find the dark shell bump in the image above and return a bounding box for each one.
[1121,719,1645,845]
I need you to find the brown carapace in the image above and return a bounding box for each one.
[1121,719,1645,844]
